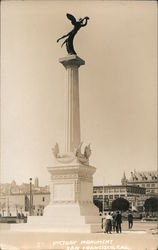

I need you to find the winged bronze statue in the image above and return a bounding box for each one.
[57,13,89,55]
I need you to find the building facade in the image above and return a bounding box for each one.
[122,171,158,196]
[0,178,50,216]
[0,192,50,216]
[93,184,146,211]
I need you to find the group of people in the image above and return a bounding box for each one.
[102,211,122,234]
[101,211,134,234]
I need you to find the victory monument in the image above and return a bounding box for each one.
[12,14,101,233]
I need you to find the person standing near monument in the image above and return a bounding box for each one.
[101,212,106,231]
[115,211,122,233]
[112,212,117,232]
[128,212,133,229]
[105,212,113,234]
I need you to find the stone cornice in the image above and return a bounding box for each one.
[59,54,85,68]
[47,164,96,176]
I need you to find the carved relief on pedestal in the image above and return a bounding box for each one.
[52,143,76,163]
[52,142,91,166]
[75,142,91,165]
[52,182,75,202]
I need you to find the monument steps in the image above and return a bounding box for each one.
[26,215,101,224]
[11,223,101,233]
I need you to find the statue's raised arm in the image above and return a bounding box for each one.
[80,16,89,27]
[57,13,89,55]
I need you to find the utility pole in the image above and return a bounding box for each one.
[29,178,32,216]
[102,185,104,214]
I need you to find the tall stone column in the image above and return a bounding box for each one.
[11,54,101,233]
[59,55,85,153]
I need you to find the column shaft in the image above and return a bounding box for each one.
[59,55,85,153]
[65,65,80,152]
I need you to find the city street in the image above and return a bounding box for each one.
[0,221,157,250]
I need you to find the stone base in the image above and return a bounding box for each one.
[44,202,99,216]
[11,164,102,233]
[11,203,101,233]
[11,222,101,233]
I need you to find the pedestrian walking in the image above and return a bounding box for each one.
[115,211,122,233]
[128,212,133,229]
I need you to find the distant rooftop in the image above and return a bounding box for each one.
[129,170,157,182]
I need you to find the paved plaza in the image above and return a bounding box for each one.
[0,221,157,250]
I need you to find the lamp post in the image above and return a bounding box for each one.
[102,185,105,214]
[29,178,32,216]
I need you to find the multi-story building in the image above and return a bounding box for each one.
[93,184,146,211]
[122,170,158,197]
[0,195,6,216]
[0,178,49,195]
[0,192,50,216]
[0,178,50,216]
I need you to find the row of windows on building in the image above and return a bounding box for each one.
[93,188,145,194]
[140,183,157,188]
[94,194,125,200]
[146,189,157,193]
[93,187,126,193]
[93,188,126,193]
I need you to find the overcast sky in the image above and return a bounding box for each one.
[1,1,157,186]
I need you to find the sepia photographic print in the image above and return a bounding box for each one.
[0,1,157,249]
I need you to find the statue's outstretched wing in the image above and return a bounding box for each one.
[66,13,76,25]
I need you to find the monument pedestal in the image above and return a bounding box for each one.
[11,164,101,232]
